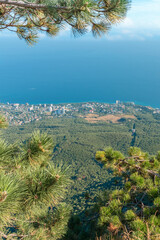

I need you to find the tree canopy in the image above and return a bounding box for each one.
[0,116,71,240]
[96,147,160,239]
[0,0,131,44]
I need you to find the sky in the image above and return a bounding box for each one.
[0,0,160,106]
[107,0,160,41]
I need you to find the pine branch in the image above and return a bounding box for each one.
[0,127,71,239]
[121,158,160,178]
[0,0,131,44]
[0,231,28,239]
[96,147,160,239]
[0,0,69,10]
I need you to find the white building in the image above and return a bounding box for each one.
[47,107,52,112]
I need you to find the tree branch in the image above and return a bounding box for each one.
[121,158,160,178]
[0,0,69,10]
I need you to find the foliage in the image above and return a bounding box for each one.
[0,115,8,128]
[0,0,131,44]
[2,112,160,239]
[0,119,71,239]
[2,117,133,212]
[96,147,160,239]
[3,112,160,214]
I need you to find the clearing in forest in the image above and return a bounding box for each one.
[83,114,136,123]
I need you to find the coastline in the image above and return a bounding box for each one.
[0,100,159,110]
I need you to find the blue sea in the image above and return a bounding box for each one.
[1,37,160,108]
[0,0,160,108]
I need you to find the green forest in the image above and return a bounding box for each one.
[1,109,160,239]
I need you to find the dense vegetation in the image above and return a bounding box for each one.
[96,147,160,239]
[2,111,160,209]
[0,116,70,239]
[1,109,160,239]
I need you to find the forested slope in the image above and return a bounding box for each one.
[1,112,160,212]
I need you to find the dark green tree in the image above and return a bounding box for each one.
[0,0,131,44]
[95,147,160,239]
[0,115,71,240]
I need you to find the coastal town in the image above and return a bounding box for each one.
[0,101,159,126]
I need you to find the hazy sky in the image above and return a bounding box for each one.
[107,0,160,41]
[0,0,160,106]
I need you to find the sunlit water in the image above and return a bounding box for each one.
[0,0,160,108]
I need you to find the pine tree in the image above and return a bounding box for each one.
[96,147,160,239]
[0,0,131,44]
[0,115,71,240]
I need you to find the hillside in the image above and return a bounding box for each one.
[1,109,160,213]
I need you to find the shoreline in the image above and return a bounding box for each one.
[0,100,159,110]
